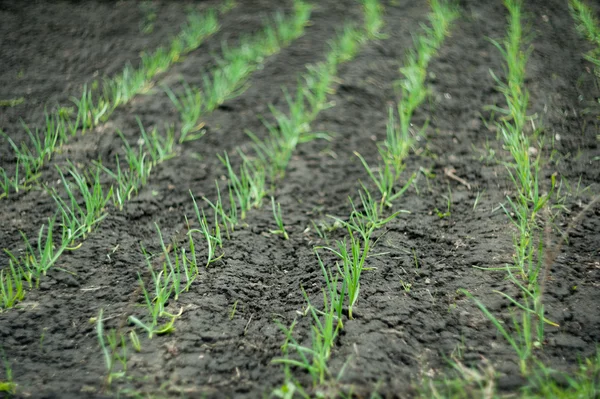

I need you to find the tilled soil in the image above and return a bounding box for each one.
[0,0,598,398]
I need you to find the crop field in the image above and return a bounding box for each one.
[1,0,599,397]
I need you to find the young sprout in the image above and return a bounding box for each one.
[190,193,224,267]
[270,197,289,240]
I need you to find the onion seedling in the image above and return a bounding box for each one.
[273,282,342,387]
[316,251,345,328]
[202,181,238,238]
[320,229,370,321]
[154,223,199,298]
[136,117,176,165]
[52,163,112,241]
[179,8,219,53]
[0,347,16,394]
[465,0,560,376]
[327,24,363,66]
[362,0,386,39]
[95,155,138,211]
[128,263,179,339]
[97,309,127,385]
[163,80,204,143]
[355,150,415,209]
[15,216,70,282]
[190,193,224,267]
[218,152,266,219]
[0,259,25,309]
[129,330,141,353]
[270,197,289,240]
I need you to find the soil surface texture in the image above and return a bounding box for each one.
[0,0,599,398]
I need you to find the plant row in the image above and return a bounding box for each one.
[0,3,233,199]
[93,0,380,390]
[272,1,459,396]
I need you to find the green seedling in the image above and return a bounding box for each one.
[178,8,219,53]
[155,223,200,298]
[460,286,551,376]
[202,181,238,239]
[139,1,157,34]
[218,152,266,219]
[435,187,452,218]
[362,0,386,39]
[229,300,238,320]
[136,117,176,165]
[0,167,18,199]
[400,279,412,293]
[465,0,559,377]
[394,0,458,147]
[270,197,289,240]
[382,106,413,173]
[13,216,70,282]
[273,285,342,388]
[128,264,180,339]
[311,220,330,244]
[327,24,364,66]
[0,347,16,394]
[316,251,345,328]
[163,81,205,143]
[96,155,138,211]
[52,163,112,241]
[97,309,127,385]
[129,330,142,353]
[2,122,55,179]
[190,193,224,267]
[355,151,415,209]
[0,259,25,309]
[118,129,152,183]
[323,231,369,320]
[473,189,485,211]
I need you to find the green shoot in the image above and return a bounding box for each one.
[273,284,342,388]
[218,152,266,219]
[394,0,458,147]
[270,197,289,240]
[355,151,415,209]
[322,231,370,320]
[201,181,238,239]
[0,259,25,309]
[97,309,127,385]
[190,193,224,267]
[163,81,205,143]
[0,347,16,394]
[362,0,386,39]
[129,330,142,353]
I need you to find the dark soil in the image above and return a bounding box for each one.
[0,0,599,398]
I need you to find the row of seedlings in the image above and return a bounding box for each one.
[442,2,600,397]
[460,0,559,378]
[0,2,313,310]
[91,0,345,389]
[103,0,391,393]
[0,3,233,199]
[271,0,459,397]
